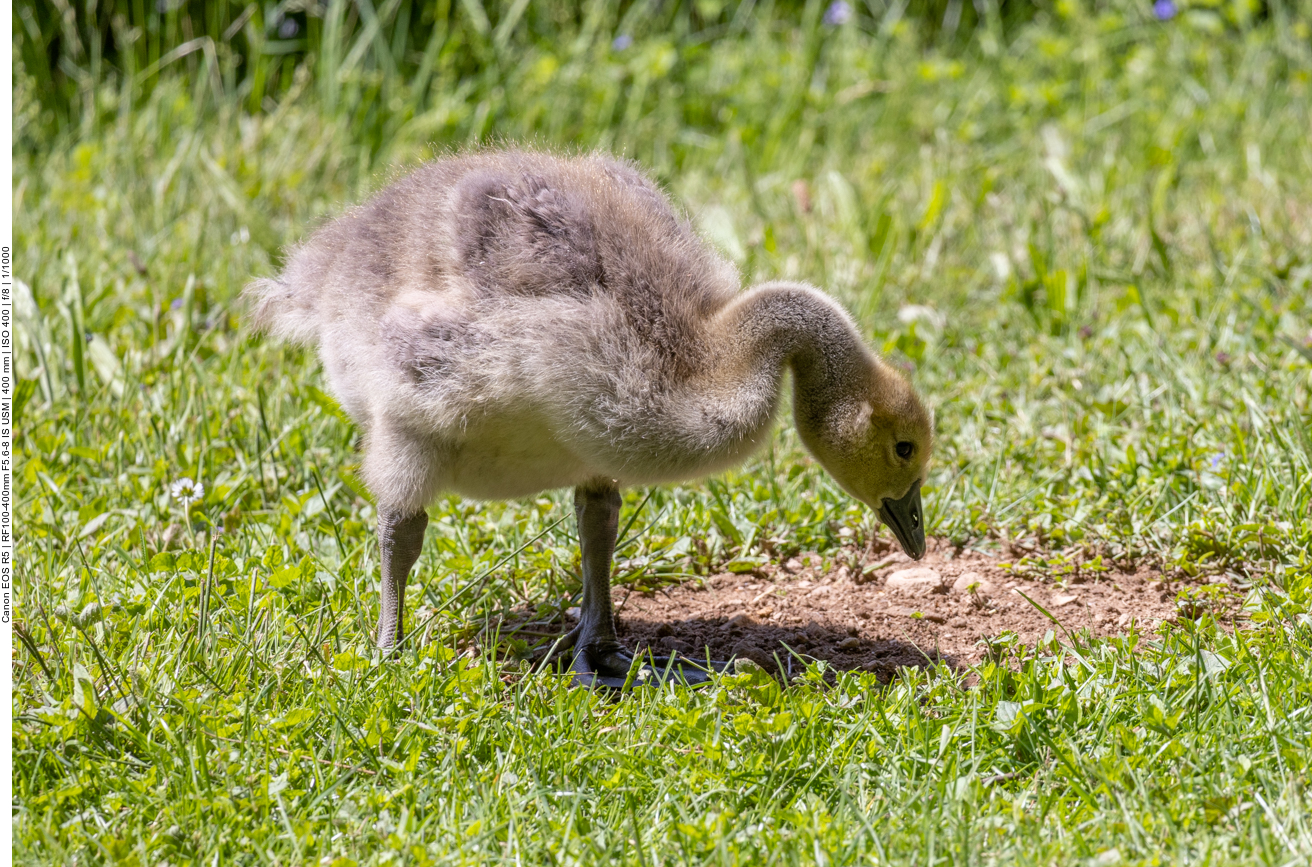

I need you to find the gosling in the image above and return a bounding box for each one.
[245,149,932,689]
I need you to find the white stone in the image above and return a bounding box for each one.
[951,571,994,595]
[884,567,946,596]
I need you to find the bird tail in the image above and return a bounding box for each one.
[242,272,320,347]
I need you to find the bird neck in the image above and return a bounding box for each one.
[716,282,872,425]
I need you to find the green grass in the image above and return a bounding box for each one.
[12,1,1312,864]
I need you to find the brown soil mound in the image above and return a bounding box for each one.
[577,539,1242,680]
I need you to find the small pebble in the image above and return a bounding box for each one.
[952,571,994,596]
[885,567,946,596]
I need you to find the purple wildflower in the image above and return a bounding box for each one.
[277,17,300,39]
[612,34,632,51]
[1153,0,1176,20]
[823,1,852,26]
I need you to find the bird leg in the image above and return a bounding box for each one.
[376,508,428,651]
[568,483,727,689]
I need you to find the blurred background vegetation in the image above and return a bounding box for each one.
[17,0,1296,148]
[20,0,1047,138]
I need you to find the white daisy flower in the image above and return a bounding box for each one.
[170,477,205,507]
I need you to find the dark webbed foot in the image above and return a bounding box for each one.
[538,627,728,689]
[570,641,729,690]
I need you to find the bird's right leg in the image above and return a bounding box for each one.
[566,483,631,685]
[567,483,725,689]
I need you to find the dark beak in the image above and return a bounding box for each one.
[877,480,925,560]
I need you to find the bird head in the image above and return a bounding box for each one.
[796,359,933,560]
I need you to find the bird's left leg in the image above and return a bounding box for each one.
[568,482,727,689]
[363,423,442,653]
[376,508,428,651]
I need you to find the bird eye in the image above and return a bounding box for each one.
[896,441,914,459]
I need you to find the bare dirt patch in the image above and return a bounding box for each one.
[586,538,1244,680]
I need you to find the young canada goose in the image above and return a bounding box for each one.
[246,150,932,688]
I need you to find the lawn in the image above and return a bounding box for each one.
[11,1,1312,864]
